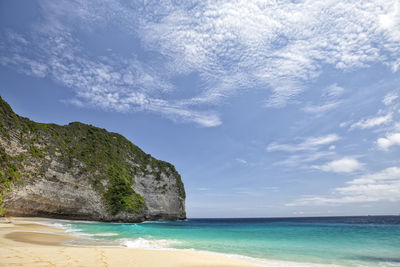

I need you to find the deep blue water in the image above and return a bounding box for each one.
[57,216,400,266]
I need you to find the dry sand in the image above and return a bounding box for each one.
[0,217,264,267]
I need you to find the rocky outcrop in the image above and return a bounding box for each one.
[0,97,185,222]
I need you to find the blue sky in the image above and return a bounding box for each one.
[1,0,400,218]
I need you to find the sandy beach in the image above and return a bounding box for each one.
[0,217,264,267]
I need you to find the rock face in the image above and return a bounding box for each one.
[0,97,185,222]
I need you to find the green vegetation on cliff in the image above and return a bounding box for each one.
[0,96,185,216]
[0,147,23,216]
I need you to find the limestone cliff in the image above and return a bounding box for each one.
[0,97,185,222]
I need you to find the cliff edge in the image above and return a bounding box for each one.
[0,96,185,222]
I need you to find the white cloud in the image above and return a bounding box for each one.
[287,167,400,206]
[267,134,340,152]
[236,158,248,164]
[339,121,351,128]
[302,84,343,114]
[322,84,344,98]
[349,167,400,184]
[383,92,399,106]
[275,151,335,167]
[350,113,393,130]
[138,0,400,106]
[269,135,341,169]
[1,0,400,124]
[298,135,340,147]
[302,102,340,114]
[377,132,400,150]
[0,12,220,127]
[314,157,363,173]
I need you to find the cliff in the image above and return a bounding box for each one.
[0,96,185,222]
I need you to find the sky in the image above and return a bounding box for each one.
[0,0,399,218]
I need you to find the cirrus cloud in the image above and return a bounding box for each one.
[350,113,393,130]
[267,134,340,152]
[1,0,400,126]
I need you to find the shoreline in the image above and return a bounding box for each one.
[0,217,339,267]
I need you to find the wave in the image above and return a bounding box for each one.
[140,220,170,224]
[76,232,119,237]
[36,221,74,231]
[89,232,119,237]
[120,237,181,249]
[63,227,119,238]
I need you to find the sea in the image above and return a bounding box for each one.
[45,216,400,266]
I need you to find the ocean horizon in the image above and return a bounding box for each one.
[44,215,400,267]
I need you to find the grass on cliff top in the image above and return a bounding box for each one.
[0,96,185,216]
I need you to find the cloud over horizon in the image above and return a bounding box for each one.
[287,167,400,206]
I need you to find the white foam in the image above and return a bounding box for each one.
[91,233,119,237]
[36,221,70,230]
[35,221,78,235]
[76,232,119,237]
[121,238,181,249]
[64,228,84,235]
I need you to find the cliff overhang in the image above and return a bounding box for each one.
[0,96,186,222]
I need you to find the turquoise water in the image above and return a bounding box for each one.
[57,216,400,266]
